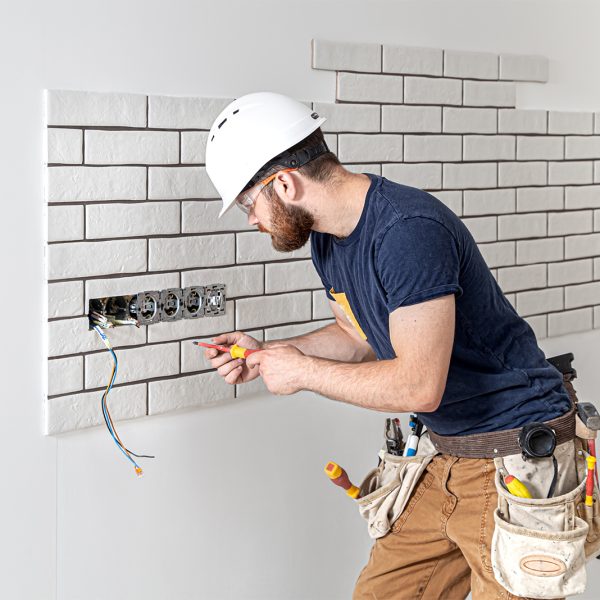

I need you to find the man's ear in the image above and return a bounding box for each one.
[273,170,300,203]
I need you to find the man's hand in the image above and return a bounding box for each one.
[245,344,309,395]
[204,331,262,385]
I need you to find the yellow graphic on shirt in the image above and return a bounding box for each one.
[330,288,367,340]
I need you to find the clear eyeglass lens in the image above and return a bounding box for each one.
[235,192,254,214]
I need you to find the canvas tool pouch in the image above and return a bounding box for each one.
[356,431,436,539]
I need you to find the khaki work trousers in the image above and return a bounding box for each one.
[353,454,563,600]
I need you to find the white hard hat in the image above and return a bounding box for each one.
[205,92,327,217]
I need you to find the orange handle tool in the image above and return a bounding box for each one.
[586,455,596,507]
[194,341,261,359]
[324,461,360,499]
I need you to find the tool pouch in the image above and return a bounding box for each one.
[355,432,436,539]
[490,439,592,599]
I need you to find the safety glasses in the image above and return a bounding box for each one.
[235,168,297,214]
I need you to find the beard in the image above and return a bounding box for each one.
[259,192,315,252]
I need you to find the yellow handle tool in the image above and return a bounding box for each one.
[504,474,532,499]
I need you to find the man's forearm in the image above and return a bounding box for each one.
[263,322,374,363]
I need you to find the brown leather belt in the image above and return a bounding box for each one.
[427,379,578,459]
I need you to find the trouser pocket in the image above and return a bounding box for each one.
[491,446,589,599]
[356,431,436,539]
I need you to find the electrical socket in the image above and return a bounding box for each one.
[160,288,183,322]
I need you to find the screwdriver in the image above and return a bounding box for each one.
[503,474,532,498]
[324,461,360,499]
[193,341,261,359]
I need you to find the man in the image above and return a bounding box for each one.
[204,92,576,599]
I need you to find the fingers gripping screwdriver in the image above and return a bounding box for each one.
[193,341,261,359]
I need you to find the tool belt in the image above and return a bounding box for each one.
[428,353,578,458]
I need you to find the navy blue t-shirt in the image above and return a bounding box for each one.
[310,173,570,436]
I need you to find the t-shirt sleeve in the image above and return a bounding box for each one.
[376,217,463,312]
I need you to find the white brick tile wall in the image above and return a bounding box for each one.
[85,130,179,165]
[312,39,381,73]
[548,259,593,287]
[86,202,180,239]
[382,105,441,133]
[463,189,515,216]
[462,81,516,107]
[596,161,600,184]
[46,383,147,435]
[596,209,600,232]
[382,163,442,190]
[525,315,547,340]
[548,111,594,135]
[148,95,231,129]
[516,238,563,265]
[498,213,546,240]
[48,239,147,280]
[338,134,403,163]
[499,54,549,82]
[498,109,547,134]
[443,107,496,133]
[565,281,600,309]
[148,166,217,199]
[517,187,563,213]
[498,264,546,292]
[516,136,564,161]
[46,90,147,127]
[478,241,515,268]
[595,306,600,329]
[463,136,514,161]
[49,281,84,318]
[565,186,600,210]
[47,128,83,164]
[443,163,497,189]
[182,200,251,233]
[265,260,322,294]
[548,308,593,337]
[149,235,235,271]
[236,292,312,330]
[444,50,498,79]
[548,161,594,186]
[565,233,600,259]
[462,217,497,243]
[48,205,84,242]
[548,210,592,236]
[181,131,209,164]
[595,257,600,279]
[498,162,547,187]
[404,135,461,162]
[236,232,311,263]
[336,73,403,103]
[404,77,462,105]
[181,265,264,298]
[313,102,380,132]
[565,136,600,160]
[517,288,563,316]
[48,356,83,396]
[344,164,382,176]
[312,290,332,320]
[47,166,146,202]
[596,113,600,135]
[265,320,333,340]
[433,191,462,216]
[382,45,443,76]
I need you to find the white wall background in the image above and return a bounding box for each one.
[1,1,600,598]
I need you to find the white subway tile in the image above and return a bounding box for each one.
[404,77,462,105]
[499,54,549,82]
[565,136,600,159]
[86,202,180,239]
[149,234,234,271]
[48,205,84,242]
[383,45,443,76]
[443,107,496,133]
[525,314,547,340]
[86,272,180,307]
[498,213,546,240]
[596,209,600,232]
[45,383,147,435]
[338,134,403,162]
[324,134,338,155]
[565,186,600,209]
[595,257,600,279]
[181,131,209,164]
[516,288,563,316]
[265,260,322,294]
[404,135,461,162]
[516,136,564,160]
[565,281,600,309]
[433,191,462,216]
[478,241,515,268]
[48,239,146,280]
[265,320,332,341]
[498,109,547,134]
[462,81,516,107]
[382,163,442,190]
[85,130,179,165]
[48,356,83,396]
[149,166,216,199]
[182,265,263,298]
[548,161,594,186]
[46,90,147,127]
[49,281,84,318]
[149,370,234,415]
[47,166,146,203]
[344,164,382,176]
[148,95,231,129]
[596,161,600,184]
[236,292,312,330]
[313,102,380,132]
[595,306,600,329]
[235,376,269,399]
[236,231,311,263]
[516,238,563,265]
[596,113,600,135]
[313,290,332,320]
[336,72,403,103]
[548,211,592,236]
[182,200,251,233]
[498,162,547,187]
[498,264,546,292]
[382,105,441,133]
[444,49,498,79]
[462,216,497,243]
[47,128,83,164]
[85,342,179,388]
[548,260,593,287]
[463,136,514,161]
[463,189,515,216]
[565,233,600,259]
[312,39,381,72]
[443,163,496,189]
[517,187,563,212]
[548,308,593,337]
[548,111,594,135]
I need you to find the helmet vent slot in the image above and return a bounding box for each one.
[218,118,227,129]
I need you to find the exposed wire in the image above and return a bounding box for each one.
[93,325,155,476]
